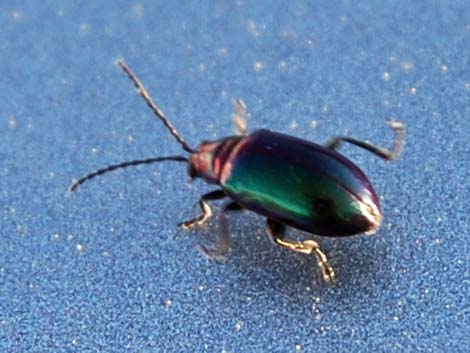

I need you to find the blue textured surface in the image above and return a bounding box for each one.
[1,1,469,352]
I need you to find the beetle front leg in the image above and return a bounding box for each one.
[326,119,405,161]
[199,202,244,258]
[178,190,226,229]
[266,219,335,282]
[232,99,248,135]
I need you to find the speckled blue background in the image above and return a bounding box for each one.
[1,1,469,352]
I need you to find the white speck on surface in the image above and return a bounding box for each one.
[440,65,448,73]
[310,120,317,129]
[76,244,85,252]
[322,105,329,113]
[218,48,228,57]
[91,148,98,155]
[289,120,298,130]
[72,338,78,345]
[79,23,90,34]
[400,60,415,72]
[247,20,261,37]
[53,233,60,240]
[382,72,391,81]
[409,87,417,95]
[165,299,173,308]
[465,82,469,90]
[127,135,134,143]
[198,63,206,72]
[12,10,23,21]
[280,30,297,39]
[9,116,17,129]
[235,321,243,332]
[67,234,74,241]
[254,61,264,72]
[295,344,302,351]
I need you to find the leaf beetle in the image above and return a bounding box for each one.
[70,60,405,281]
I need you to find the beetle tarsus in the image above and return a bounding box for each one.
[178,190,226,229]
[232,99,248,135]
[308,241,335,282]
[325,119,405,161]
[266,219,335,282]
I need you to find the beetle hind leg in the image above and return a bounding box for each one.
[178,190,226,229]
[199,202,243,259]
[266,219,335,282]
[325,119,405,161]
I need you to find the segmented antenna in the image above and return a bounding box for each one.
[69,156,187,192]
[117,60,194,153]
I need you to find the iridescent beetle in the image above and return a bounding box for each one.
[70,61,405,281]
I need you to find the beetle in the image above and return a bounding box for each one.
[70,60,405,281]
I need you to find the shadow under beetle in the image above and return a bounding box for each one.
[70,60,405,282]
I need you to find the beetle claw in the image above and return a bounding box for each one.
[317,258,336,282]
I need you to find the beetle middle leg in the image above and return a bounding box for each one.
[178,190,226,229]
[199,202,244,258]
[325,119,405,161]
[266,219,335,282]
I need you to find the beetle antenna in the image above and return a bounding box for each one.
[117,60,195,153]
[69,155,187,192]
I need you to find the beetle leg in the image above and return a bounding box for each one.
[178,190,226,229]
[232,99,248,135]
[199,202,244,258]
[325,119,405,161]
[266,219,335,282]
